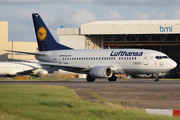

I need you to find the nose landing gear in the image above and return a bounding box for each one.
[153,76,159,82]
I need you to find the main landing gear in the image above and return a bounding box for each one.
[86,75,95,82]
[108,74,117,81]
[86,74,117,82]
[153,76,159,82]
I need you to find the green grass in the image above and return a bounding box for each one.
[89,92,108,104]
[0,85,179,120]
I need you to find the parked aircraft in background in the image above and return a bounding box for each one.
[5,13,177,82]
[0,61,59,77]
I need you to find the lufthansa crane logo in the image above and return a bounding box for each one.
[37,27,47,41]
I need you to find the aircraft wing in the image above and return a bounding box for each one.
[31,61,90,69]
[17,68,38,75]
[4,50,46,56]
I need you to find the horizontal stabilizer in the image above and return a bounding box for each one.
[4,50,46,56]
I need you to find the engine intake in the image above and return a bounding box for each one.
[89,66,113,78]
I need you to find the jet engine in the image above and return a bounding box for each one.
[89,66,113,78]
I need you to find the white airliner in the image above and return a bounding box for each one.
[5,13,177,82]
[0,61,58,76]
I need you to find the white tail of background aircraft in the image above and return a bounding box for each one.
[5,13,177,82]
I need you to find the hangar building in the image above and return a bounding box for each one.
[0,21,38,61]
[0,21,8,61]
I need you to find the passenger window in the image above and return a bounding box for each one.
[127,57,128,60]
[129,57,131,60]
[104,57,106,60]
[124,57,126,60]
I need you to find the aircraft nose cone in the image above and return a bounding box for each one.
[169,59,177,69]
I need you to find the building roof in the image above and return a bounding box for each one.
[82,20,180,25]
[81,19,180,35]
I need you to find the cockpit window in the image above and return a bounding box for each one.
[155,56,169,59]
[162,56,168,58]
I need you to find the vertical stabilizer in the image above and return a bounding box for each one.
[32,13,73,51]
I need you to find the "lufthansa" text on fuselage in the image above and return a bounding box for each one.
[110,51,143,56]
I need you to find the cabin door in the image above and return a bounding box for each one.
[143,53,149,65]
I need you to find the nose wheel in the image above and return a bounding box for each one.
[153,77,159,82]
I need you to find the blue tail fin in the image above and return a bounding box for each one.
[32,13,73,51]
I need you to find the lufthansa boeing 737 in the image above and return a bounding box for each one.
[5,13,177,82]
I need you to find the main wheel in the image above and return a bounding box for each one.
[108,75,117,81]
[86,75,95,82]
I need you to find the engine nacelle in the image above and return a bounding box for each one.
[131,74,152,78]
[89,66,113,78]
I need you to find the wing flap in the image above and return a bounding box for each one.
[31,62,90,69]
